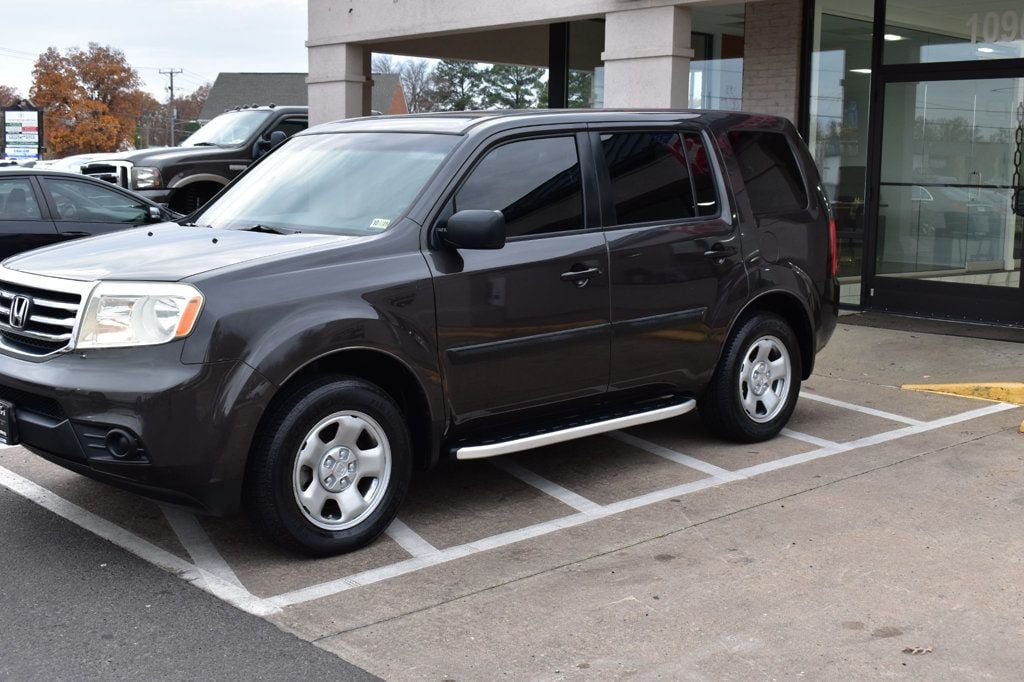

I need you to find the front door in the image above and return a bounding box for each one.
[41,177,153,241]
[869,76,1023,324]
[429,133,610,428]
[0,176,58,260]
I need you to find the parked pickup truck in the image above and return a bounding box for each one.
[79,105,308,214]
[0,110,838,556]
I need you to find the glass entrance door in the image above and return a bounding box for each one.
[870,75,1024,323]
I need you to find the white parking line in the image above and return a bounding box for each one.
[800,391,924,426]
[266,401,1018,609]
[493,459,605,514]
[162,506,246,589]
[779,428,839,448]
[736,402,1016,478]
[1,398,1017,616]
[0,464,279,616]
[386,518,440,557]
[607,431,745,481]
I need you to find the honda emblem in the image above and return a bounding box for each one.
[9,295,30,330]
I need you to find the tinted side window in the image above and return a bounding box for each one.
[456,136,583,238]
[728,131,808,216]
[45,179,148,224]
[269,117,307,138]
[601,132,696,224]
[0,178,42,220]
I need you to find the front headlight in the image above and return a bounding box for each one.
[131,166,162,190]
[76,282,204,349]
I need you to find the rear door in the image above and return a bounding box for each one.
[594,128,746,393]
[0,176,59,259]
[428,132,610,429]
[39,176,152,240]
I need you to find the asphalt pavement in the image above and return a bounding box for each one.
[0,487,376,681]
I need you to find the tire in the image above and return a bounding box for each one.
[700,313,802,443]
[245,375,412,557]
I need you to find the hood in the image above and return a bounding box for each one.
[3,223,353,282]
[90,145,233,166]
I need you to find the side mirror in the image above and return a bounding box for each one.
[440,210,506,250]
[253,130,288,159]
[147,205,162,222]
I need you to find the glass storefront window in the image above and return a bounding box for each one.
[876,78,1022,288]
[807,0,874,304]
[884,1,1024,64]
[689,5,746,111]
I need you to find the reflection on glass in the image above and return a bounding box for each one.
[689,4,746,111]
[808,0,874,304]
[884,0,1024,65]
[876,79,1022,289]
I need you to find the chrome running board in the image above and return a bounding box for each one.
[454,399,696,460]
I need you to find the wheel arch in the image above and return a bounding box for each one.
[728,290,816,380]
[257,347,440,473]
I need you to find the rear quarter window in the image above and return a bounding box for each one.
[728,131,808,216]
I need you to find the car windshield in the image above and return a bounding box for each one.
[194,132,459,236]
[181,110,272,147]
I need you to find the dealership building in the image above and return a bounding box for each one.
[307,0,1024,326]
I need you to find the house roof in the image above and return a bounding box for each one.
[198,72,407,120]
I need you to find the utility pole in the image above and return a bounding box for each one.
[159,68,183,145]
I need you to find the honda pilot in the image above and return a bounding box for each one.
[0,110,838,555]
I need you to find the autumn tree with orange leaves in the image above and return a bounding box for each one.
[0,85,21,107]
[30,44,149,157]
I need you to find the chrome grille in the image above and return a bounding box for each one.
[0,277,86,356]
[81,160,132,187]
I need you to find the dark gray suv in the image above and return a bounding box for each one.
[0,110,838,555]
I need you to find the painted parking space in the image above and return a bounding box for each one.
[0,383,1018,623]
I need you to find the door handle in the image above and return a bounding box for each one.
[703,245,738,259]
[560,266,601,285]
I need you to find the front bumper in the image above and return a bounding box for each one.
[0,344,274,514]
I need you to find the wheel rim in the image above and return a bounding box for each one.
[292,410,392,531]
[737,334,792,424]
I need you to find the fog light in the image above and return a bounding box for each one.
[105,429,139,459]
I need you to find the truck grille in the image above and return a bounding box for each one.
[0,282,83,356]
[81,161,131,188]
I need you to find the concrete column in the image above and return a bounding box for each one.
[307,43,371,125]
[601,5,693,109]
[742,0,804,122]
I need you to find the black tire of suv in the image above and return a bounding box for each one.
[699,313,802,443]
[245,376,413,557]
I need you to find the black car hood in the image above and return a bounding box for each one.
[3,223,353,282]
[106,145,236,165]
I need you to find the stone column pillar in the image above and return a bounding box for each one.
[601,5,693,109]
[742,0,805,122]
[307,43,371,125]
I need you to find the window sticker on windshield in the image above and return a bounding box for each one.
[369,218,391,230]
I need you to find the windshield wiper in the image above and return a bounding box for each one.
[188,142,219,147]
[236,223,302,235]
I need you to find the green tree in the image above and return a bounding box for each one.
[432,60,483,111]
[482,64,544,109]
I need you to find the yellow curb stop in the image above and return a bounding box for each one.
[902,383,1024,433]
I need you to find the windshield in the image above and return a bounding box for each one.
[181,110,272,147]
[194,132,459,236]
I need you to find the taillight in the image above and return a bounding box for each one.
[828,217,838,278]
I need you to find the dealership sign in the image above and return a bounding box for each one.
[2,107,43,162]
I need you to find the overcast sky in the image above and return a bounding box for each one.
[0,0,308,101]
